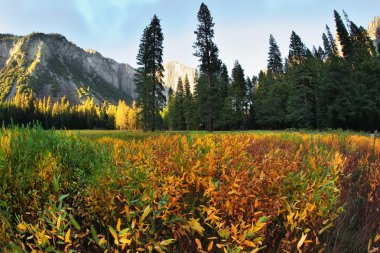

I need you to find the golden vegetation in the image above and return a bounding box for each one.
[0,129,379,252]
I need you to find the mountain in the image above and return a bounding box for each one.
[368,17,380,52]
[0,33,136,104]
[163,61,196,93]
[0,33,198,105]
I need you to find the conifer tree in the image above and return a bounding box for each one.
[174,78,185,130]
[135,15,165,131]
[166,87,175,130]
[267,34,283,74]
[193,3,220,131]
[334,10,352,58]
[231,60,247,129]
[288,31,307,65]
[183,75,193,130]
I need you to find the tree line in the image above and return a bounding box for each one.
[0,90,139,130]
[1,4,379,131]
[136,4,380,131]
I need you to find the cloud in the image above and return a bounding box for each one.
[73,0,159,36]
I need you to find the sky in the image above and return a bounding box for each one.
[0,0,379,77]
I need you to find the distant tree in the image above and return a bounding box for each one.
[215,64,233,130]
[193,3,220,131]
[135,15,165,131]
[165,87,175,130]
[334,10,353,58]
[174,78,185,130]
[115,100,129,130]
[286,33,317,128]
[267,34,283,74]
[231,61,247,129]
[348,20,376,65]
[183,75,194,130]
[288,31,307,65]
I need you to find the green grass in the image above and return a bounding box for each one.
[68,129,366,142]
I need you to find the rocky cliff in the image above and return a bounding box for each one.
[368,17,380,53]
[0,33,136,104]
[0,33,199,105]
[163,61,196,93]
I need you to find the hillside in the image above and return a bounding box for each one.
[0,33,136,104]
[0,33,198,105]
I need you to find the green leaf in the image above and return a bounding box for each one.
[9,243,23,253]
[258,216,268,223]
[69,215,81,230]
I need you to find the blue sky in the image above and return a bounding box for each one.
[0,0,379,76]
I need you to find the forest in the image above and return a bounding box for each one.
[0,7,379,132]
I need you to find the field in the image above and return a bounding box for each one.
[0,128,379,253]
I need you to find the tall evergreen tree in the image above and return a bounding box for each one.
[286,33,316,128]
[215,64,233,130]
[267,34,283,73]
[166,87,175,130]
[135,15,165,131]
[174,78,185,130]
[322,33,332,57]
[334,10,352,58]
[183,75,193,130]
[231,60,247,129]
[326,25,338,55]
[193,3,220,131]
[288,31,307,65]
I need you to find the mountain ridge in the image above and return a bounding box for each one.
[0,32,136,105]
[0,32,197,105]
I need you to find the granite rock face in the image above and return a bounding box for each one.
[163,61,196,93]
[0,33,198,104]
[368,17,380,53]
[0,33,136,104]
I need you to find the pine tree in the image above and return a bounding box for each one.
[326,25,338,54]
[349,20,376,65]
[267,34,283,74]
[166,87,175,130]
[231,60,247,129]
[288,31,306,65]
[334,10,352,58]
[135,15,165,131]
[183,75,193,130]
[215,64,232,130]
[286,33,316,128]
[322,33,332,57]
[174,78,185,130]
[193,3,220,131]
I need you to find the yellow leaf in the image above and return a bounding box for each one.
[207,241,214,251]
[297,233,307,252]
[375,234,380,243]
[99,238,107,246]
[140,205,151,224]
[160,239,175,246]
[57,215,61,229]
[17,223,27,231]
[116,218,121,232]
[131,219,136,229]
[195,238,202,249]
[120,238,132,245]
[216,243,224,248]
[188,218,205,236]
[65,228,71,243]
[154,246,164,253]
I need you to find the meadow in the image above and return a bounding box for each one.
[0,127,379,252]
